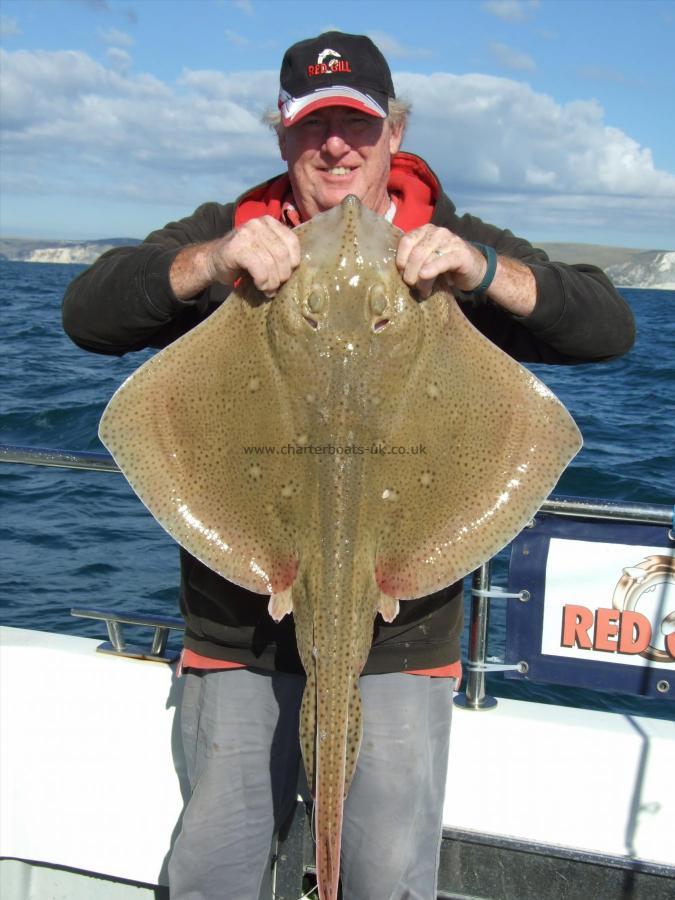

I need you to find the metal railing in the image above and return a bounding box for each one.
[71,607,184,663]
[2,443,671,525]
[2,443,673,690]
[0,443,119,472]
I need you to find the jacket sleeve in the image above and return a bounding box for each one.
[62,202,235,356]
[448,211,636,364]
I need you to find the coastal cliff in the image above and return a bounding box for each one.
[0,238,139,266]
[1,238,673,290]
[537,243,674,290]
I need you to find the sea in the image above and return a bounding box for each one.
[1,260,674,720]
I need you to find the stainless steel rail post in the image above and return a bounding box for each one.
[454,562,497,711]
[71,608,185,663]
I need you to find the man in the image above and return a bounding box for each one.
[63,31,635,900]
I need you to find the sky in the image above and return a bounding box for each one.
[1,0,674,248]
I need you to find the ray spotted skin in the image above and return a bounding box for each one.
[99,196,581,900]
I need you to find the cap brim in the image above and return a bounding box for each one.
[279,86,388,126]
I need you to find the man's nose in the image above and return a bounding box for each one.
[322,130,351,155]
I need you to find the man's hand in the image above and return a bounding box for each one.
[396,223,536,316]
[206,217,301,296]
[170,216,301,301]
[396,225,488,299]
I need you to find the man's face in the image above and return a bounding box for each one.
[279,107,404,221]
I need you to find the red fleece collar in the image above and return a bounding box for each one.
[233,152,441,233]
[387,152,440,231]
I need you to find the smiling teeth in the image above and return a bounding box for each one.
[327,167,352,175]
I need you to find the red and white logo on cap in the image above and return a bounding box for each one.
[307,47,353,77]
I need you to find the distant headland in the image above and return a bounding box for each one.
[0,237,140,266]
[1,237,673,290]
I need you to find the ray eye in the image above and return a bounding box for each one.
[373,318,390,333]
[307,288,325,314]
[369,284,388,316]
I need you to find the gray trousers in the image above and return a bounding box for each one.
[168,668,453,900]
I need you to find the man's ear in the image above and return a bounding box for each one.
[278,129,287,162]
[389,120,404,155]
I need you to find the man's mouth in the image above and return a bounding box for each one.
[325,167,353,176]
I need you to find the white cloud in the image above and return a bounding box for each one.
[398,72,675,197]
[368,31,432,60]
[0,14,21,37]
[76,0,111,10]
[397,71,675,241]
[1,48,673,244]
[577,64,632,85]
[489,41,536,72]
[0,49,278,212]
[224,29,250,46]
[107,46,132,74]
[99,27,134,48]
[233,0,254,15]
[482,0,539,23]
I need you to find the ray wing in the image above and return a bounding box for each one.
[99,287,308,595]
[373,289,582,599]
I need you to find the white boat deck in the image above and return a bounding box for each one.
[1,624,673,893]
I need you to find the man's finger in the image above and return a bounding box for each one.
[246,218,301,288]
[397,226,449,288]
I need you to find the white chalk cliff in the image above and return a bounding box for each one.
[2,239,674,290]
[25,244,122,265]
[606,251,675,291]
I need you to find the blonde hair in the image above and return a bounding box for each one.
[263,98,412,137]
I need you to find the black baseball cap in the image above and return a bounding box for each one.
[278,31,396,127]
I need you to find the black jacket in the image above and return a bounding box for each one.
[62,167,635,674]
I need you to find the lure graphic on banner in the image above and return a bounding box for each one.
[542,542,675,665]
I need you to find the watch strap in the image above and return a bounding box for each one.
[470,242,498,294]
